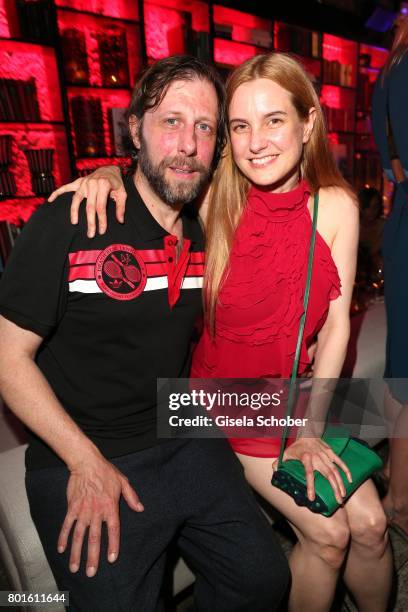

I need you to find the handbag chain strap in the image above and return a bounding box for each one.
[277,192,319,469]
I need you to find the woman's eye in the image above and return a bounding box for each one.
[269,118,282,127]
[233,124,249,133]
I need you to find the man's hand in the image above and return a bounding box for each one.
[57,454,144,577]
[48,166,126,238]
[272,437,352,505]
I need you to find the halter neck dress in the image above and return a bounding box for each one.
[191,179,341,457]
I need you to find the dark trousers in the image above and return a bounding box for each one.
[26,439,290,611]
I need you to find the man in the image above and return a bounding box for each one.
[0,56,289,611]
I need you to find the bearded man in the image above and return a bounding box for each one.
[0,56,289,611]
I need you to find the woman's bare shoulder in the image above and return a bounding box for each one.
[313,186,358,246]
[318,186,359,223]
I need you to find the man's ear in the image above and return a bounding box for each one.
[129,114,141,149]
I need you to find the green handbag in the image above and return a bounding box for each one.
[271,192,383,517]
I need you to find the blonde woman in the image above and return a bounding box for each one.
[51,53,392,612]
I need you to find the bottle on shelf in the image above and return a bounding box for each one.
[23,148,56,196]
[16,0,56,44]
[60,28,90,85]
[0,78,41,122]
[97,26,130,87]
[0,136,17,200]
[71,96,106,157]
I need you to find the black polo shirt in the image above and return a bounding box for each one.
[0,175,205,470]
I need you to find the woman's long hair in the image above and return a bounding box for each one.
[383,15,408,75]
[205,52,352,333]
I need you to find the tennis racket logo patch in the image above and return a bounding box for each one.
[95,244,147,300]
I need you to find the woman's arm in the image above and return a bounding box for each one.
[298,189,359,433]
[274,188,359,502]
[313,188,359,378]
[48,166,126,238]
[48,165,210,236]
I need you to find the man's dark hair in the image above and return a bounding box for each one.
[126,55,226,170]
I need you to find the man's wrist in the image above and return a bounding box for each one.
[63,440,104,472]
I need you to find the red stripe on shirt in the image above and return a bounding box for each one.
[68,250,205,281]
[69,250,101,265]
[145,262,166,276]
[68,262,205,281]
[69,249,204,265]
[186,264,204,276]
[190,252,205,264]
[68,265,95,281]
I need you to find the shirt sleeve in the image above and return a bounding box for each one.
[389,52,408,171]
[0,195,75,337]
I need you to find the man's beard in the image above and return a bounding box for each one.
[138,133,212,207]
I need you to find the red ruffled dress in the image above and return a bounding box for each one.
[191,180,341,457]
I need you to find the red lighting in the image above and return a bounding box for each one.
[323,34,357,87]
[320,85,355,132]
[145,0,209,31]
[214,38,262,67]
[359,44,388,70]
[144,3,185,59]
[323,33,357,62]
[328,133,339,145]
[213,5,270,30]
[57,11,141,88]
[0,0,11,37]
[0,199,43,226]
[0,40,64,121]
[359,65,381,84]
[144,1,209,59]
[55,0,139,21]
[67,88,131,158]
[0,125,70,196]
[300,56,321,81]
[321,84,355,111]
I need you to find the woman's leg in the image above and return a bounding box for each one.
[343,479,393,612]
[236,453,350,612]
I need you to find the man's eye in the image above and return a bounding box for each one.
[165,118,178,126]
[198,123,212,132]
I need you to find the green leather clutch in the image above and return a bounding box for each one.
[271,426,383,516]
[270,192,383,516]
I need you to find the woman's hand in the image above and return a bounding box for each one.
[48,166,126,238]
[273,437,352,504]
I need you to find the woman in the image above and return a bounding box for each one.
[372,13,408,538]
[52,52,392,612]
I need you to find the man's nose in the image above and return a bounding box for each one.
[178,125,197,156]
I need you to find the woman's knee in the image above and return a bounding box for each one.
[301,516,351,570]
[349,506,389,550]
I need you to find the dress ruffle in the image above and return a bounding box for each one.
[192,180,341,380]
